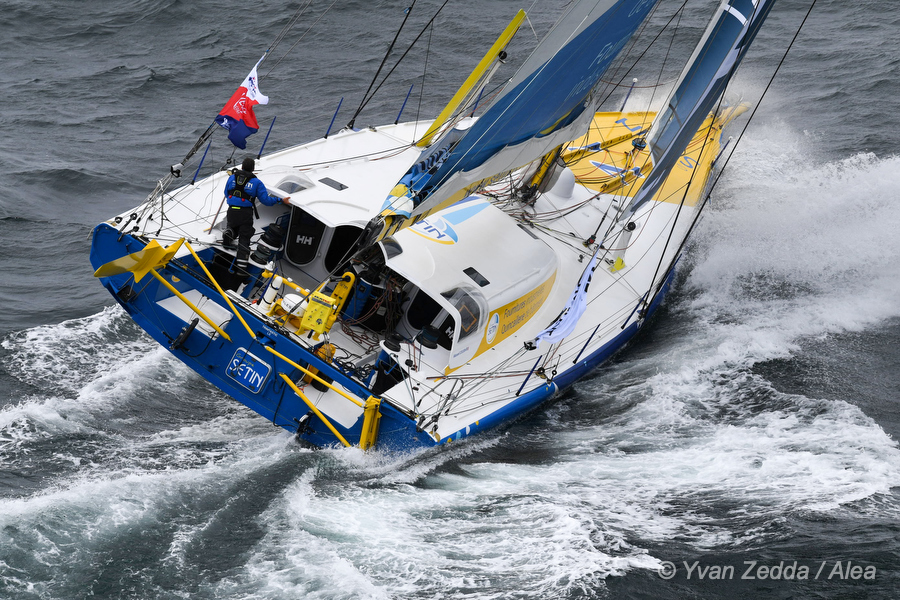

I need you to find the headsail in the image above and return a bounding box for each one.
[620,0,776,219]
[373,0,661,241]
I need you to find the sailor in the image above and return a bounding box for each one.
[222,157,290,270]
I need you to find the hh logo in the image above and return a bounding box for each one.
[295,235,315,245]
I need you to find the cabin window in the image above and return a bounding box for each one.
[275,175,312,195]
[406,289,443,330]
[441,288,483,340]
[285,207,326,266]
[381,237,403,259]
[324,225,363,272]
[319,177,348,191]
[463,267,489,287]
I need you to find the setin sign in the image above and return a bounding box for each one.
[226,348,271,394]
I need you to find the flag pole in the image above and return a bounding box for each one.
[257,116,277,159]
[191,140,212,185]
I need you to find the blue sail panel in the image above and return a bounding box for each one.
[382,0,660,223]
[625,0,776,216]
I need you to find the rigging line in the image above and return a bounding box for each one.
[414,376,456,412]
[437,350,529,414]
[643,110,723,314]
[353,0,453,124]
[521,0,541,39]
[288,144,412,170]
[549,1,691,171]
[349,1,419,128]
[436,342,531,398]
[263,0,340,79]
[529,223,597,254]
[575,298,637,340]
[594,0,689,112]
[642,2,685,132]
[414,21,434,141]
[264,0,312,60]
[598,0,662,96]
[651,0,820,302]
[523,13,538,39]
[601,181,676,253]
[518,190,589,234]
[595,77,678,89]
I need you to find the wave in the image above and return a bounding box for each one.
[688,149,900,347]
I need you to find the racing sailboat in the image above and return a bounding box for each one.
[90,0,776,451]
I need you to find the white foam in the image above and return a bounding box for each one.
[689,148,900,340]
[1,305,149,393]
[0,431,296,597]
[207,466,644,598]
[5,140,899,597]
[0,305,230,451]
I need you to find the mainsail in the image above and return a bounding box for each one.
[620,0,776,219]
[374,0,661,240]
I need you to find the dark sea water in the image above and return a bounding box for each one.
[2,1,899,598]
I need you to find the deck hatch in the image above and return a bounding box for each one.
[318,177,348,191]
[463,267,490,287]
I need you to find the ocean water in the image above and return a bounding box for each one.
[2,1,899,598]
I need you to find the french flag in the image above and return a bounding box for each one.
[215,56,269,149]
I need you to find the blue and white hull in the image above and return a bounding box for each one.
[90,109,719,452]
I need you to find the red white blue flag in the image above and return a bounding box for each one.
[215,56,269,149]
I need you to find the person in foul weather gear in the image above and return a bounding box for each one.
[222,157,290,269]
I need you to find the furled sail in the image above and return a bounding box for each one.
[620,0,776,219]
[373,0,661,241]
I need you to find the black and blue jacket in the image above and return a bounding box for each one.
[224,169,282,208]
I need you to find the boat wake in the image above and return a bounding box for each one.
[556,145,900,549]
[1,149,899,599]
